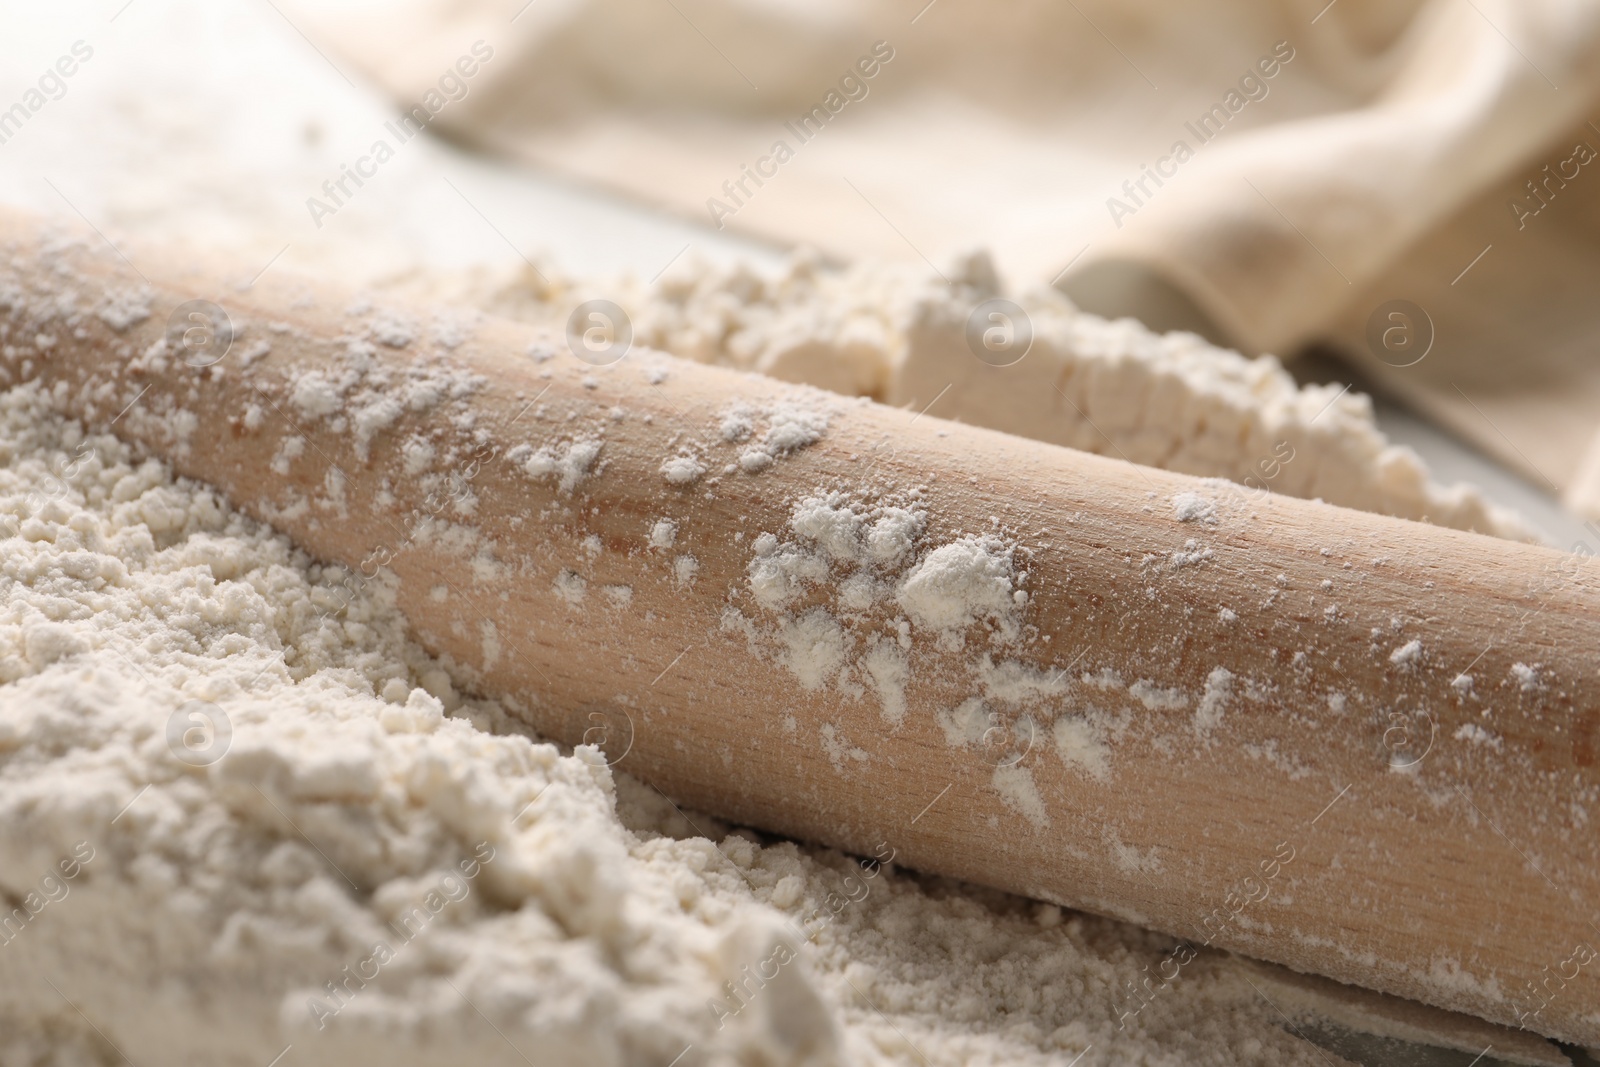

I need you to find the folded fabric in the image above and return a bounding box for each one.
[286,0,1600,519]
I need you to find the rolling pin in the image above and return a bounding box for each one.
[3,209,1597,1045]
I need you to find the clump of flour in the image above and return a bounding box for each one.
[661,453,707,485]
[1195,667,1235,738]
[739,492,924,708]
[730,491,1118,824]
[276,336,486,463]
[738,491,1026,715]
[1172,491,1218,525]
[719,399,832,474]
[511,436,603,494]
[896,535,1022,646]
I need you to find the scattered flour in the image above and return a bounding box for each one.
[1389,640,1423,669]
[1509,662,1542,692]
[1168,539,1215,569]
[860,638,910,725]
[269,337,485,465]
[1453,723,1502,750]
[368,308,416,348]
[733,491,1124,842]
[513,436,603,494]
[777,609,850,691]
[739,493,1037,726]
[1195,667,1235,738]
[95,287,151,333]
[728,401,831,475]
[1083,668,1125,691]
[895,536,1021,646]
[1129,680,1189,712]
[992,763,1050,829]
[552,569,587,605]
[935,697,991,749]
[1054,718,1112,781]
[818,723,870,772]
[661,454,706,486]
[459,251,1532,541]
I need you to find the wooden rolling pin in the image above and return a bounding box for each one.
[4,210,1597,1045]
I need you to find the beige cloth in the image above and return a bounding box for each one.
[290,0,1600,515]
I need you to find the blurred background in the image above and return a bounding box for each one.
[5,0,1599,545]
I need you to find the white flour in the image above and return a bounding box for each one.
[727,491,1136,841]
[461,252,1531,542]
[0,380,1360,1065]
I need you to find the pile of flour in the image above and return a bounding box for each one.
[461,249,1531,541]
[1,374,1368,1064]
